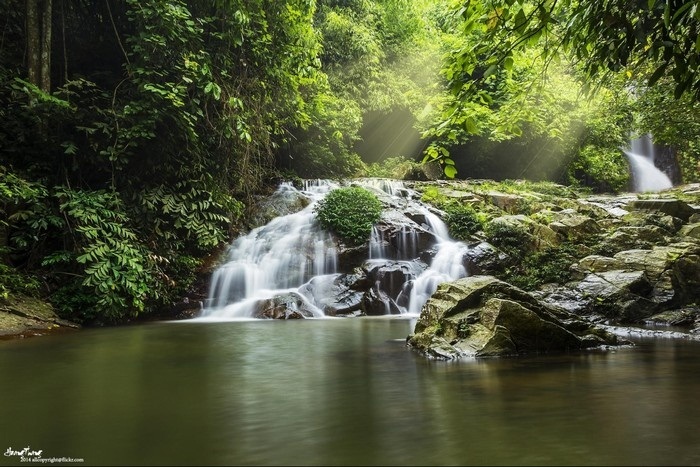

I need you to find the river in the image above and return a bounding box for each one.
[1,317,700,466]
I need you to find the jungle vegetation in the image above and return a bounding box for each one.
[1,0,699,323]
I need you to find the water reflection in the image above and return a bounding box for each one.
[1,320,699,465]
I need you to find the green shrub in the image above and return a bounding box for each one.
[484,221,530,260]
[55,188,155,321]
[366,156,422,179]
[314,187,383,245]
[568,145,630,193]
[445,205,484,240]
[506,244,579,290]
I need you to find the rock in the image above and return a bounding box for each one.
[627,199,697,222]
[251,292,317,319]
[678,223,700,241]
[487,191,528,214]
[247,183,311,229]
[299,273,367,316]
[407,276,625,359]
[565,242,700,322]
[597,225,669,253]
[361,287,402,315]
[487,215,559,251]
[547,209,601,241]
[464,241,507,275]
[0,296,79,338]
[573,270,656,323]
[645,306,700,327]
[365,260,425,298]
[622,211,683,234]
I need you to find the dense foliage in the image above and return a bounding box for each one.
[1,0,698,324]
[314,187,383,244]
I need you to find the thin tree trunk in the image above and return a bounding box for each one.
[26,0,40,89]
[40,0,52,92]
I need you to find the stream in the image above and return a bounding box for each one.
[1,318,700,465]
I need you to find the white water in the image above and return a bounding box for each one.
[624,134,673,192]
[203,179,469,319]
[205,181,339,318]
[405,211,468,314]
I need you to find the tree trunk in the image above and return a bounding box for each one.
[26,0,40,89]
[26,0,52,93]
[40,0,52,92]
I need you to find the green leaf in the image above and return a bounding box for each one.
[483,64,498,78]
[444,165,458,179]
[504,56,514,71]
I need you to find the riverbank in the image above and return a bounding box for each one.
[0,295,80,340]
[2,179,700,344]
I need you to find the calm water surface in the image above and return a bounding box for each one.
[1,317,699,466]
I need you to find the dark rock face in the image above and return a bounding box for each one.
[464,241,506,275]
[298,273,367,316]
[407,276,626,359]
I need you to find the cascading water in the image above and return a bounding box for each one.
[204,180,340,318]
[202,179,470,319]
[624,134,673,192]
[404,211,468,314]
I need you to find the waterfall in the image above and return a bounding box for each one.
[404,211,468,314]
[624,134,673,192]
[202,179,470,319]
[204,181,340,318]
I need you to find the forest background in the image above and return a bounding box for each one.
[1,0,699,324]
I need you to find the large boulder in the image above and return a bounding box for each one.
[487,215,560,251]
[547,209,602,241]
[577,242,700,308]
[464,241,507,275]
[627,199,697,222]
[572,270,657,323]
[298,273,367,316]
[407,276,625,359]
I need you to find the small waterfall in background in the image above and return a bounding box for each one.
[624,134,673,192]
[202,179,469,319]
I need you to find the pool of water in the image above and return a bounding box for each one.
[1,317,699,465]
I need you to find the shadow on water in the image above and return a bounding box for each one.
[1,318,700,466]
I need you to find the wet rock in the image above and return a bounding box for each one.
[365,260,425,298]
[644,306,700,327]
[336,244,371,272]
[247,184,311,229]
[371,214,438,260]
[464,241,507,275]
[407,276,624,359]
[573,270,656,323]
[361,287,402,316]
[627,199,697,222]
[252,292,317,319]
[299,274,367,316]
